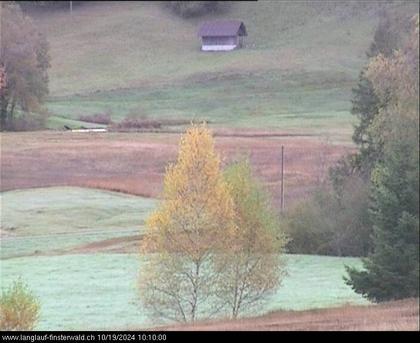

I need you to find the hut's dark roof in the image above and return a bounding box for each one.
[198,20,247,37]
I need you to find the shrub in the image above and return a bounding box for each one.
[79,112,113,125]
[4,114,46,131]
[165,1,222,18]
[0,279,40,331]
[284,195,331,255]
[111,110,211,131]
[115,117,161,130]
[285,176,371,257]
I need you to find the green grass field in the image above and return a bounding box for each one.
[46,70,356,134]
[1,187,369,330]
[0,253,368,330]
[29,1,416,132]
[0,187,156,258]
[2,1,413,330]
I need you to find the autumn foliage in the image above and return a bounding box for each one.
[0,279,40,331]
[215,160,287,318]
[139,124,236,322]
[143,124,236,257]
[139,124,286,322]
[0,3,50,131]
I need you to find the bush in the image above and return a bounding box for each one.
[284,195,331,255]
[115,116,162,130]
[165,1,222,18]
[0,279,40,331]
[79,112,113,125]
[4,114,46,131]
[285,176,371,257]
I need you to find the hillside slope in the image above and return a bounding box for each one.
[30,1,417,132]
[34,1,414,95]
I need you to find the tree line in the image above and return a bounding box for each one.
[285,12,419,301]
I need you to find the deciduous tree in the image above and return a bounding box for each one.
[139,124,235,322]
[0,3,50,131]
[215,160,287,318]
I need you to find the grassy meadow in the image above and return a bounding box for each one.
[30,1,417,134]
[0,187,369,330]
[1,187,155,258]
[1,0,418,331]
[46,71,355,135]
[0,253,367,330]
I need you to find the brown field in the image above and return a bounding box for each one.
[154,299,419,331]
[0,130,351,208]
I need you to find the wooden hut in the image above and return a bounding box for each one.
[198,20,247,51]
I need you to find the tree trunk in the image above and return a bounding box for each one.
[0,95,8,130]
[190,261,201,322]
[9,96,16,125]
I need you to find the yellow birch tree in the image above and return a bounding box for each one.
[215,160,288,318]
[139,124,235,322]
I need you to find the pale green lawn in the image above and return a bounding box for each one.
[47,116,107,130]
[0,187,156,258]
[0,187,368,330]
[0,253,368,330]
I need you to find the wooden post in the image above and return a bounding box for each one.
[280,145,285,212]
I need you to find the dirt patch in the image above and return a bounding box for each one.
[66,235,142,254]
[0,228,17,239]
[152,299,419,331]
[2,235,143,260]
[0,130,352,208]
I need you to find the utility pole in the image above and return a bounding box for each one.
[70,1,73,16]
[280,145,285,212]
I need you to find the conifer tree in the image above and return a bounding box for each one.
[345,15,419,301]
[345,123,419,301]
